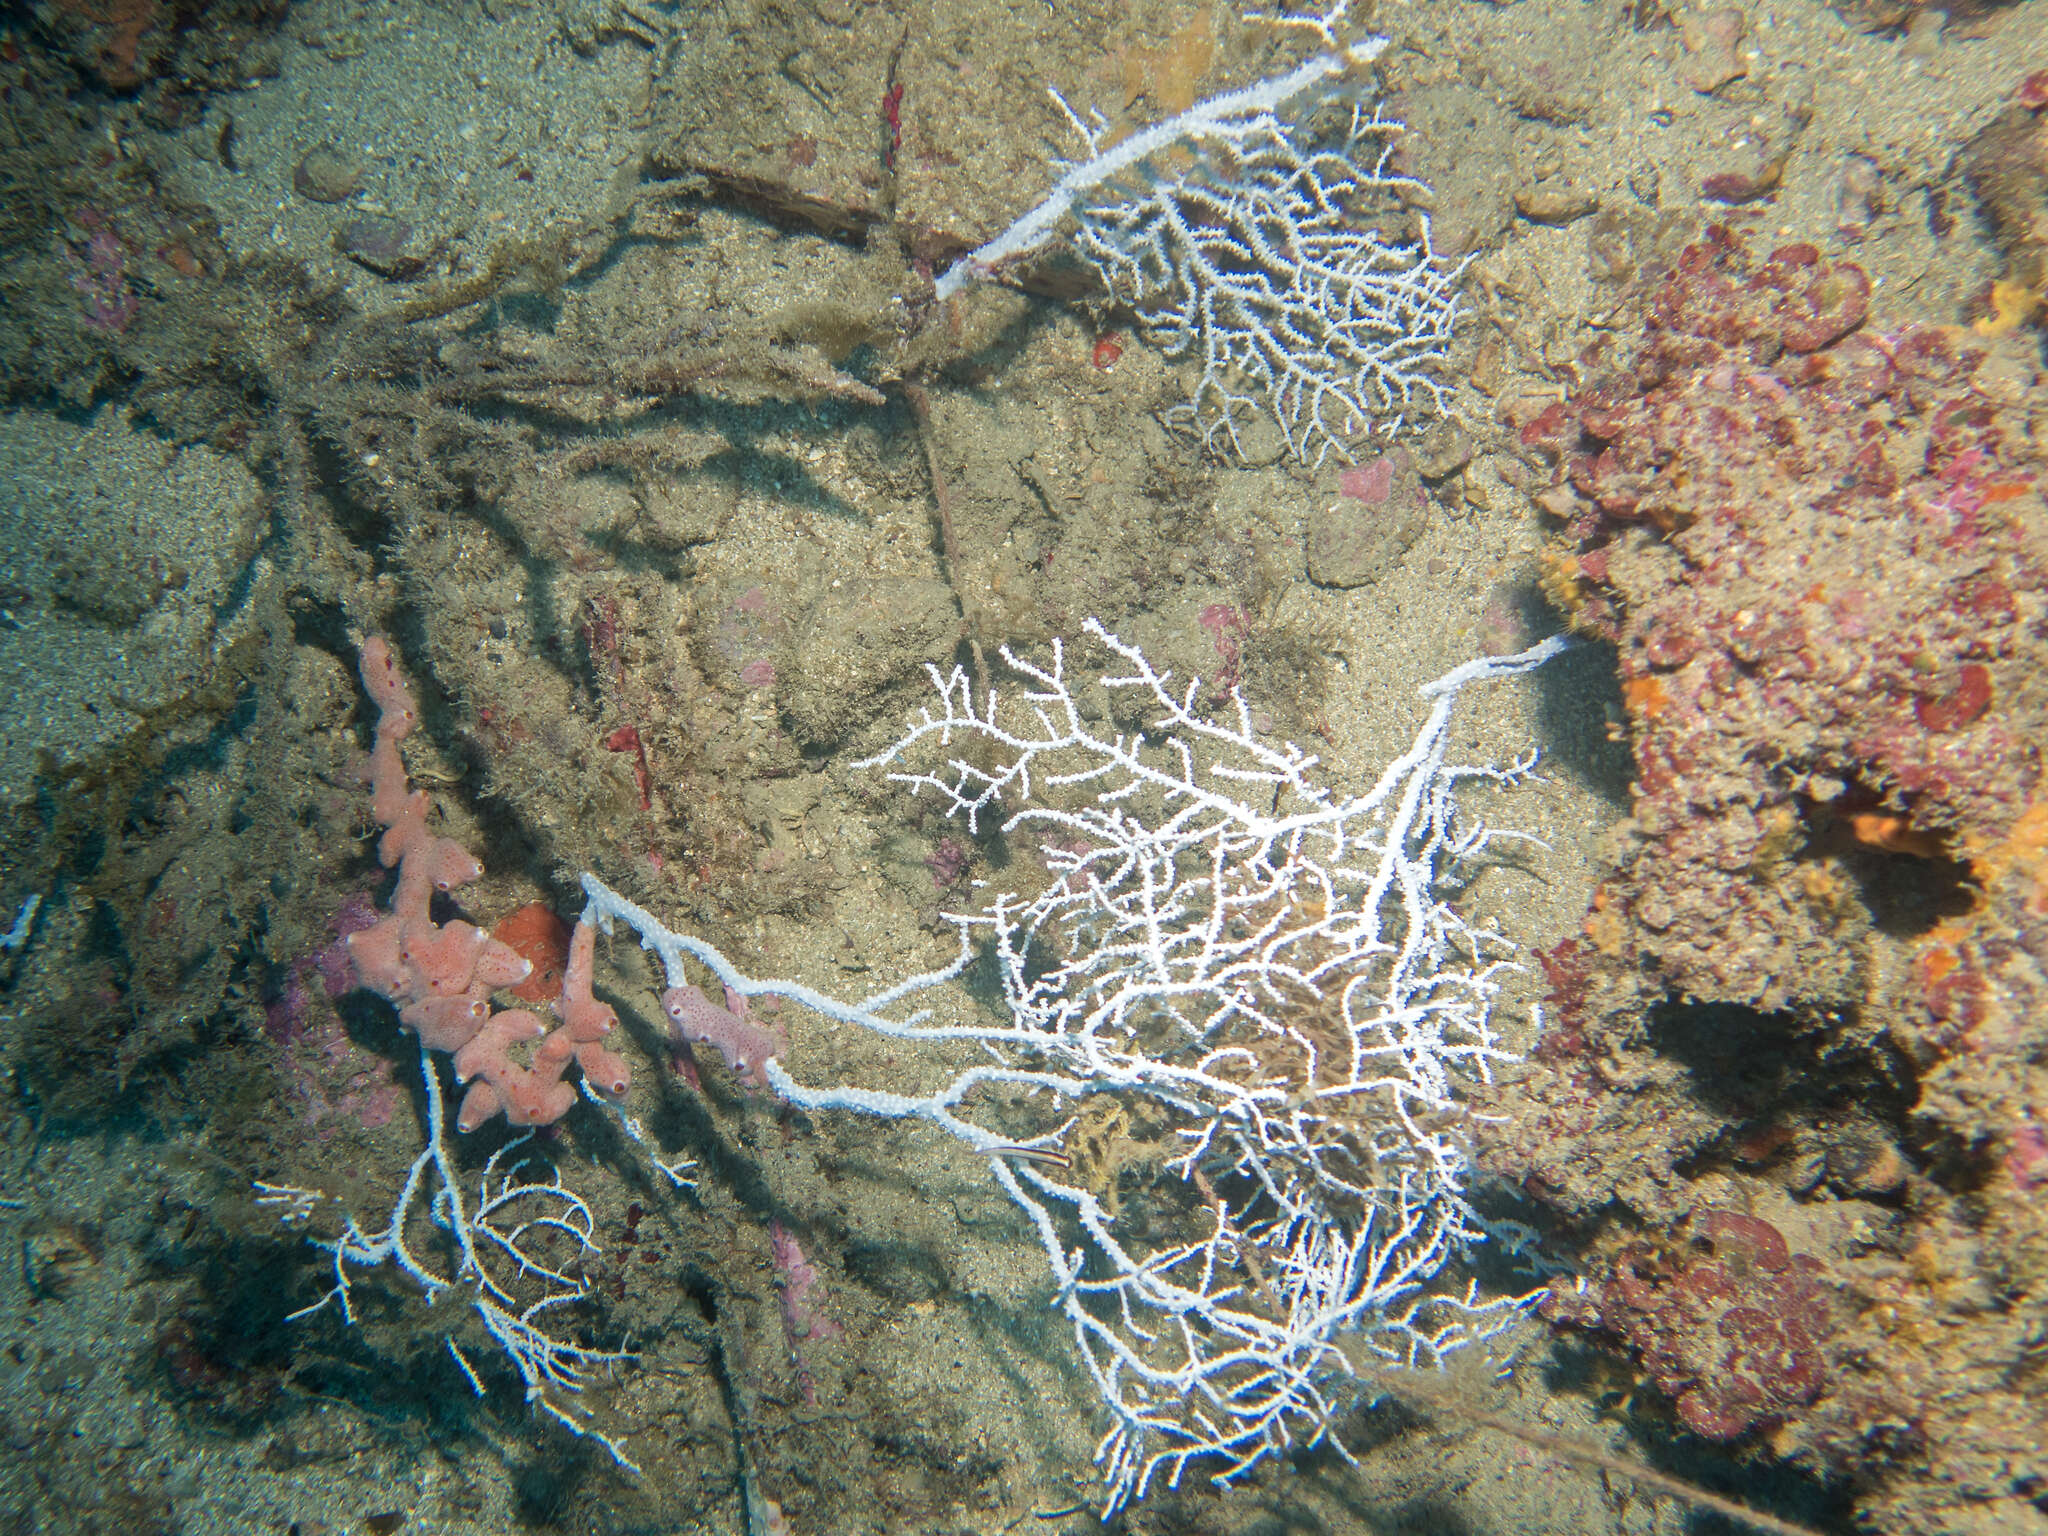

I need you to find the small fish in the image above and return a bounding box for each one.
[982,1144,1071,1168]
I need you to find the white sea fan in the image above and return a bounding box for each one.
[583,620,1565,1512]
[934,5,1460,463]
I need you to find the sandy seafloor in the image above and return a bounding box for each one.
[0,0,2044,1533]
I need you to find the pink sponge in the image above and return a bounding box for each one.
[661,982,785,1089]
[343,636,630,1132]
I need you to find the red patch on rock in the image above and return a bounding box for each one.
[492,902,571,1004]
[1338,456,1395,504]
[1547,1209,1834,1442]
[1914,664,1993,733]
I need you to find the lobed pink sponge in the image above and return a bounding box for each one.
[344,636,630,1130]
[661,982,785,1090]
[452,917,632,1131]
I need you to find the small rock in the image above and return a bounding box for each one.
[1823,1125,1909,1198]
[1587,210,1638,283]
[1468,338,1508,398]
[1305,451,1430,589]
[50,541,174,627]
[1414,421,1475,480]
[1701,151,1786,205]
[24,1220,100,1299]
[636,457,738,549]
[1679,7,1747,94]
[334,217,423,279]
[1835,154,1883,241]
[293,144,365,204]
[1515,179,1600,225]
[1902,6,1943,57]
[781,577,962,747]
[1968,349,2034,407]
[1960,96,2048,291]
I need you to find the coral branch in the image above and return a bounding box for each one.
[935,4,1461,462]
[579,621,1566,1512]
[261,1050,639,1469]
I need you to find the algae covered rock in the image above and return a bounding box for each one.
[779,576,961,749]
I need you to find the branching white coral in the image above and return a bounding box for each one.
[936,3,1462,463]
[582,621,1563,1511]
[258,1053,649,1469]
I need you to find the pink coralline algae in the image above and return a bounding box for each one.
[276,1013,402,1140]
[1509,227,2048,1527]
[265,892,380,1044]
[1523,226,2048,1010]
[768,1219,842,1405]
[1198,602,1250,697]
[1336,456,1396,504]
[709,586,786,691]
[1545,1210,1834,1441]
[313,892,381,997]
[265,892,404,1135]
[66,214,140,334]
[924,833,972,890]
[2007,1120,2048,1193]
[768,1220,843,1344]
